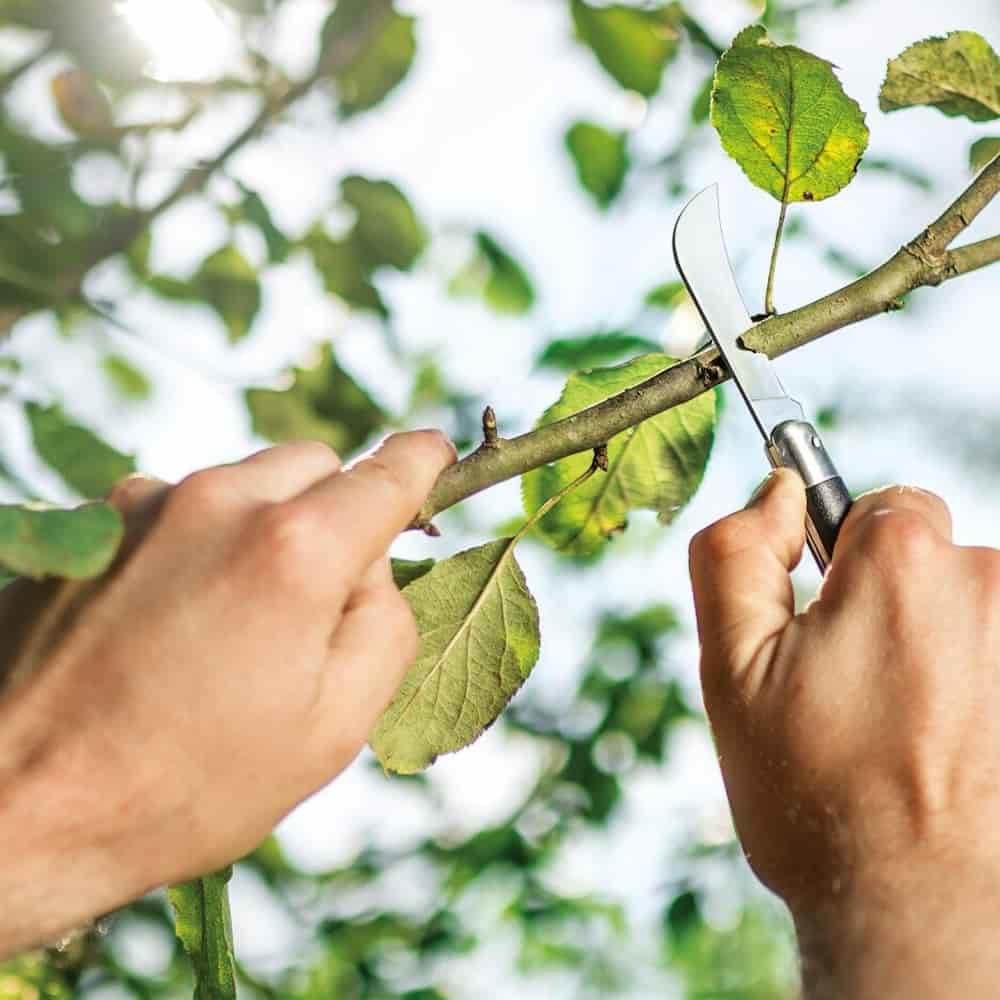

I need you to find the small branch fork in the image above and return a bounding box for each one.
[412,154,1000,529]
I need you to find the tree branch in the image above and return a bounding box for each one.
[413,154,1000,529]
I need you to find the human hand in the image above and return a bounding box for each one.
[689,470,1000,996]
[0,431,454,956]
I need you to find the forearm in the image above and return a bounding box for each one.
[794,855,1000,999]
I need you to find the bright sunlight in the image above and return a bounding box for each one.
[116,0,233,81]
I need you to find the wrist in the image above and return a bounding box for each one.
[0,655,190,958]
[792,846,1000,1000]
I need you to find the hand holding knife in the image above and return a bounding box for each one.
[673,185,852,571]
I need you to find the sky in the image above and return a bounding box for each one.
[4,0,1000,995]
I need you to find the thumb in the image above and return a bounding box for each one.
[689,468,806,692]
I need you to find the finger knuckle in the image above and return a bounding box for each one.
[857,509,938,568]
[690,514,754,565]
[106,473,153,507]
[361,456,411,501]
[168,469,236,518]
[253,502,322,579]
[286,439,340,468]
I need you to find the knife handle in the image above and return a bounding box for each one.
[766,420,852,572]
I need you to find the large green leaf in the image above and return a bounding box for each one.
[536,331,660,372]
[522,355,716,556]
[971,137,1000,172]
[371,538,540,773]
[880,32,1000,122]
[26,402,135,498]
[168,869,237,1000]
[321,0,416,118]
[245,344,386,454]
[449,232,535,315]
[565,122,629,209]
[0,502,123,579]
[191,246,261,343]
[711,25,869,203]
[341,175,427,270]
[570,0,682,97]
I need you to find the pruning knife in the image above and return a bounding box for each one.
[672,185,852,572]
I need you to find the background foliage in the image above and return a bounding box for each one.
[1,0,999,997]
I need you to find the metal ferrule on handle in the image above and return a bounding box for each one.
[766,420,853,572]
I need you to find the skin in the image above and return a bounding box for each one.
[1,438,997,993]
[689,468,1000,998]
[0,430,455,958]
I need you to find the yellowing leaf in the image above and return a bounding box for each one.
[0,502,123,580]
[26,402,135,498]
[50,68,113,138]
[522,355,716,556]
[570,0,682,97]
[371,539,540,774]
[711,26,869,203]
[971,136,1000,172]
[565,121,630,208]
[168,869,236,1000]
[880,32,1000,122]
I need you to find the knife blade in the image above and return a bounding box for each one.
[672,184,852,571]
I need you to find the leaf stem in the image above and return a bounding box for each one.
[764,197,789,316]
[514,446,605,544]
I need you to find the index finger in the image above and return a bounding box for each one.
[291,430,455,576]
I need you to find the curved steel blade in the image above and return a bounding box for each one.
[672,185,802,440]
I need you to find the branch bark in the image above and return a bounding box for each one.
[413,154,1000,529]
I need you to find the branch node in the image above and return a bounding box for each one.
[481,405,499,448]
[694,357,727,388]
[594,444,609,472]
[418,520,441,538]
[886,298,905,312]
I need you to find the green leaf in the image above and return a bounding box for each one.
[971,136,1000,172]
[102,353,152,400]
[0,953,73,999]
[192,246,261,343]
[536,331,660,371]
[391,556,435,590]
[711,26,869,202]
[644,280,685,308]
[245,344,386,454]
[565,122,629,208]
[341,175,427,270]
[570,0,682,97]
[0,502,123,579]
[371,538,540,773]
[26,402,135,498]
[237,186,291,264]
[304,227,386,316]
[168,869,237,1000]
[321,0,417,118]
[522,355,716,555]
[450,233,535,315]
[880,32,1000,122]
[690,71,714,124]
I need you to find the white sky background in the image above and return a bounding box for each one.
[5,0,1000,995]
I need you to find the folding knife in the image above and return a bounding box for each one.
[672,185,852,572]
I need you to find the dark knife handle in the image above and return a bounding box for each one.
[767,420,852,572]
